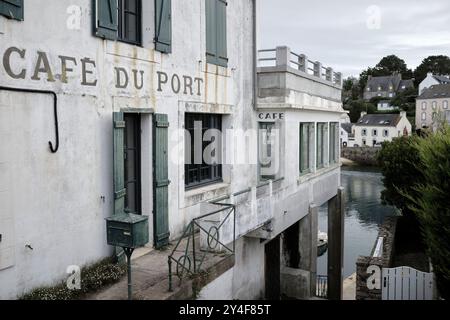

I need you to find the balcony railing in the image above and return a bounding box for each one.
[258,46,342,87]
[316,275,328,299]
[168,178,285,291]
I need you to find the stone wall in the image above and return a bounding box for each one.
[341,147,380,166]
[356,217,398,300]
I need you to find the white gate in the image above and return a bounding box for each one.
[382,267,434,300]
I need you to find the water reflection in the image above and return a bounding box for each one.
[317,167,398,278]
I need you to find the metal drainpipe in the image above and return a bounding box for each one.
[0,86,59,153]
[252,0,258,111]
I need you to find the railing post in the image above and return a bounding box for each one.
[314,61,322,78]
[168,257,173,292]
[335,72,342,87]
[276,46,291,68]
[326,67,333,82]
[298,54,307,72]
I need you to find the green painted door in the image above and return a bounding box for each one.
[153,114,170,249]
[113,112,126,261]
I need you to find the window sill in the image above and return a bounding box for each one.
[184,182,230,207]
[297,164,340,184]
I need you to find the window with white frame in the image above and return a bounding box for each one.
[316,123,326,169]
[444,101,449,109]
[372,129,378,136]
[383,130,389,137]
[299,123,314,175]
[422,112,426,121]
[422,102,427,110]
[329,122,339,164]
[362,129,367,136]
[432,101,437,110]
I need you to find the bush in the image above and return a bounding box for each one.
[20,257,126,300]
[407,127,450,299]
[377,135,424,217]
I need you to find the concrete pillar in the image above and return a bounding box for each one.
[298,54,307,72]
[328,187,345,300]
[314,61,322,78]
[299,205,318,296]
[326,67,333,82]
[335,72,342,87]
[276,46,291,68]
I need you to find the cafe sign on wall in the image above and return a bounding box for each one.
[1,46,204,97]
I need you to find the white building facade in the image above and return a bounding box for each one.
[353,112,412,147]
[0,1,345,300]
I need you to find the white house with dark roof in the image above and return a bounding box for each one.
[419,73,450,95]
[416,83,450,130]
[354,112,412,147]
[363,73,414,101]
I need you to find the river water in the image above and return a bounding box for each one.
[317,167,398,278]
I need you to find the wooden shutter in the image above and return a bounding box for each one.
[206,0,228,67]
[205,0,217,64]
[155,0,172,53]
[0,0,24,20]
[153,114,170,249]
[96,0,118,40]
[216,0,228,67]
[113,112,125,261]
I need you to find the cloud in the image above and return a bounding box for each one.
[258,0,450,77]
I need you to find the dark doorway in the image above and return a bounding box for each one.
[265,236,281,300]
[124,113,141,215]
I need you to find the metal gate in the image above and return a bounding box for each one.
[382,267,434,300]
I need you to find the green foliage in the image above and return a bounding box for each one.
[379,129,450,299]
[359,55,413,92]
[344,100,376,123]
[414,55,450,86]
[406,127,450,299]
[377,136,423,217]
[20,257,126,300]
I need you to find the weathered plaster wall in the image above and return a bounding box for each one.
[0,0,256,299]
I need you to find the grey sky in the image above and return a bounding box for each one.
[258,0,450,78]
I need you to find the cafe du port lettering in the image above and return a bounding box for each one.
[1,46,203,96]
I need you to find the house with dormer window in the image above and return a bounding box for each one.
[354,112,412,147]
[363,72,414,101]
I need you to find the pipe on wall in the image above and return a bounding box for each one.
[0,86,59,153]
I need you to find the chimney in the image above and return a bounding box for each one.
[400,111,407,118]
[361,111,367,118]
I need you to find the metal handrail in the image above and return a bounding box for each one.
[168,203,236,292]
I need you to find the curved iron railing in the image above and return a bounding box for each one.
[168,202,236,292]
[316,275,328,299]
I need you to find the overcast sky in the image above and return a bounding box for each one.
[258,0,450,78]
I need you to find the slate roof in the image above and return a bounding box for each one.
[341,123,353,134]
[418,83,450,99]
[433,75,450,84]
[399,79,414,91]
[366,75,401,92]
[354,114,401,127]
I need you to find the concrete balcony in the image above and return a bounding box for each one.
[258,46,343,112]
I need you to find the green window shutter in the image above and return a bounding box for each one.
[0,0,24,20]
[216,0,228,67]
[155,0,172,53]
[95,0,118,40]
[206,0,228,67]
[205,0,217,64]
[153,114,170,249]
[113,112,125,261]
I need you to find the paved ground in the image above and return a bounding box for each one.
[343,273,356,300]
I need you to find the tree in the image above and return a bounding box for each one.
[414,55,450,86]
[376,55,412,78]
[407,127,450,299]
[344,100,376,123]
[359,55,413,93]
[377,136,424,218]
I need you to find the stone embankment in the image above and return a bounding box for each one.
[341,147,380,166]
